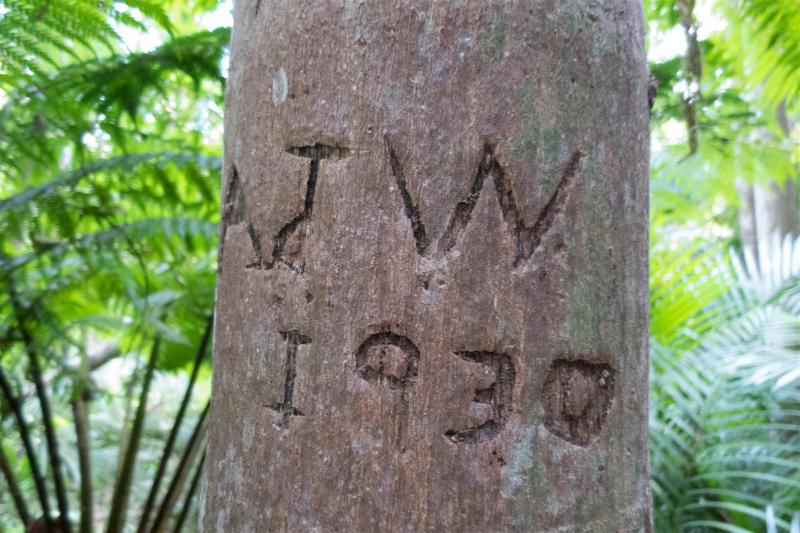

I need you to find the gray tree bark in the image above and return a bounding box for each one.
[205,1,651,531]
[738,102,799,262]
[738,179,798,253]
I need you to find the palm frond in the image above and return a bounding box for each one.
[651,235,800,531]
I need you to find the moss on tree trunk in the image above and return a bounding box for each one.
[206,1,651,530]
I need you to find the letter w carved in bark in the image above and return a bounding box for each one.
[384,136,582,267]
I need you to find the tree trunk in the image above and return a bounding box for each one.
[737,102,799,263]
[205,1,651,531]
[738,179,798,254]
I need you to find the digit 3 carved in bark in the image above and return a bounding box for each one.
[444,351,517,444]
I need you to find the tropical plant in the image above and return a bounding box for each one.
[0,0,228,531]
[650,233,800,532]
[1,0,799,531]
[647,2,800,526]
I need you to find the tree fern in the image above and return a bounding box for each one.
[0,1,226,529]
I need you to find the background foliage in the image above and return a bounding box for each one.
[1,1,226,531]
[0,0,798,531]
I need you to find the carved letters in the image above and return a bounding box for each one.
[228,138,580,272]
[266,330,312,429]
[239,143,350,273]
[445,351,516,444]
[385,136,582,266]
[251,139,614,448]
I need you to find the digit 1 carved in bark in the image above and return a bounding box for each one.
[266,330,311,428]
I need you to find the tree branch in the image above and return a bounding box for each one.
[678,0,702,154]
[72,390,93,533]
[105,335,162,533]
[149,401,209,533]
[172,450,206,533]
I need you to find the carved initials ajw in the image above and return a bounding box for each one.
[223,138,582,273]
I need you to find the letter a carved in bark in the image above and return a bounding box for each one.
[206,1,651,531]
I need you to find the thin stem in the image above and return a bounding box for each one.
[137,313,213,533]
[72,391,93,533]
[0,364,52,529]
[172,450,206,533]
[72,328,93,533]
[9,288,72,532]
[677,0,702,155]
[105,336,162,533]
[149,402,209,533]
[0,441,31,528]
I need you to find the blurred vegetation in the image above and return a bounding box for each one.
[648,0,800,530]
[0,0,226,531]
[0,0,798,532]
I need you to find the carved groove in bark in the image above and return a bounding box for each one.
[385,136,583,266]
[266,330,312,428]
[245,143,350,273]
[444,351,516,444]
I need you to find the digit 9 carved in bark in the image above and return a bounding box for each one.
[355,331,420,452]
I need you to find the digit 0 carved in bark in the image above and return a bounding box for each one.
[205,1,651,531]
